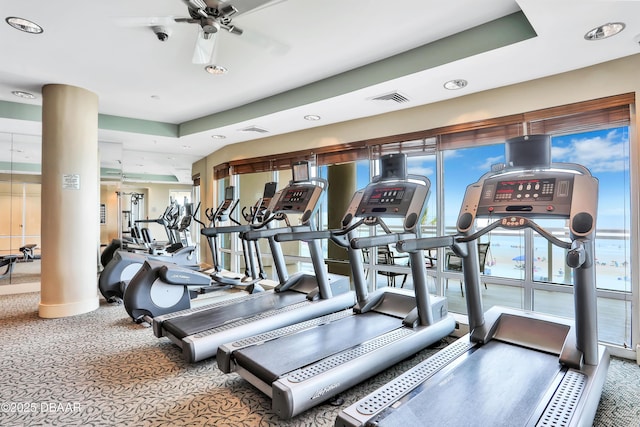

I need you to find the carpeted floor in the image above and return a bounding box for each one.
[0,292,639,426]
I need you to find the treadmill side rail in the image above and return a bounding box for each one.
[271,317,455,419]
[181,289,356,362]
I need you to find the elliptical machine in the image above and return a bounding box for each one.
[100,201,182,268]
[203,182,276,287]
[120,183,278,323]
[98,202,205,304]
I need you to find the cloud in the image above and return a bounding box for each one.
[552,129,628,173]
[407,157,435,177]
[442,150,461,160]
[477,155,504,171]
[408,165,435,176]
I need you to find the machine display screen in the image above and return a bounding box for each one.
[282,188,309,203]
[292,162,309,182]
[224,186,235,201]
[366,186,405,205]
[493,178,556,202]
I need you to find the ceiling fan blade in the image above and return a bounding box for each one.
[114,16,178,28]
[182,0,209,17]
[192,29,217,64]
[218,0,287,17]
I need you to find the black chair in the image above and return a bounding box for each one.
[445,242,490,296]
[424,248,437,269]
[376,245,409,288]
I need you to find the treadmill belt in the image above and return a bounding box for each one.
[376,340,562,427]
[234,311,401,384]
[163,290,307,339]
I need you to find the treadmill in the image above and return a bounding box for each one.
[216,153,456,419]
[152,162,355,363]
[336,135,610,427]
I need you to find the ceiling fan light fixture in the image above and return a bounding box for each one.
[205,64,228,75]
[5,16,43,34]
[444,79,468,90]
[584,22,625,40]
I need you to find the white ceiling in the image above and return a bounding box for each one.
[1,0,639,184]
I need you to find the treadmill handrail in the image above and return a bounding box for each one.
[274,218,365,247]
[201,224,252,237]
[396,235,456,253]
[275,229,331,242]
[245,225,310,241]
[397,217,572,253]
[351,232,415,249]
[457,216,572,249]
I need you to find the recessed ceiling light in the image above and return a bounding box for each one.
[11,90,36,99]
[182,145,191,149]
[444,79,468,90]
[304,115,321,121]
[6,17,43,34]
[211,134,226,139]
[584,22,625,40]
[204,64,228,75]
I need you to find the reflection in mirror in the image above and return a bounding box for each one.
[0,132,42,288]
[99,141,123,269]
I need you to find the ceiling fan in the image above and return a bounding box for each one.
[122,0,285,65]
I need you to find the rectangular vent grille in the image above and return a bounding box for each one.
[240,126,269,133]
[371,91,410,103]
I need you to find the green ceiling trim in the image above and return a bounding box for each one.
[0,101,42,122]
[180,11,536,136]
[100,167,178,183]
[98,114,178,137]
[0,101,178,138]
[0,161,41,173]
[122,172,179,183]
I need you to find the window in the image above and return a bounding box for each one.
[210,94,635,351]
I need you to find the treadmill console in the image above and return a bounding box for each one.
[269,183,324,220]
[457,167,598,237]
[354,180,430,232]
[358,184,414,216]
[477,172,573,217]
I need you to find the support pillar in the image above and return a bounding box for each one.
[39,84,99,318]
[326,163,356,276]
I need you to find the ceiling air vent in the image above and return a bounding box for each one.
[239,125,269,133]
[371,91,410,103]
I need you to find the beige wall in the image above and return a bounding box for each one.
[0,179,41,254]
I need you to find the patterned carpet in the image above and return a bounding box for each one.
[0,292,639,426]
